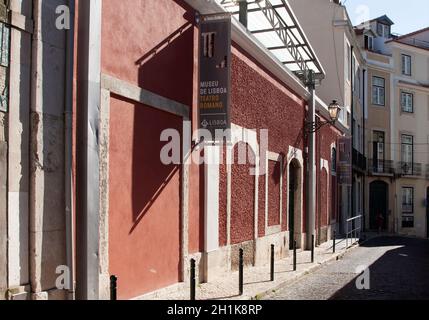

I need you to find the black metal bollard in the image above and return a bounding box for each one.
[333,231,336,253]
[239,248,244,295]
[293,240,297,271]
[311,235,315,263]
[270,244,275,281]
[190,259,196,300]
[110,275,117,301]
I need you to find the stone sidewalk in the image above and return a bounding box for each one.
[137,236,361,301]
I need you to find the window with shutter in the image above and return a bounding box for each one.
[401,135,413,174]
[377,23,383,36]
[372,76,385,106]
[373,131,385,173]
[401,92,413,113]
[402,54,411,76]
[402,187,414,228]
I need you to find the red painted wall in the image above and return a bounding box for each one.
[108,96,182,299]
[218,46,307,241]
[101,0,203,296]
[258,174,266,237]
[316,119,341,228]
[282,162,289,232]
[320,169,328,226]
[188,160,205,254]
[101,0,195,108]
[230,143,256,244]
[219,147,228,247]
[268,160,281,226]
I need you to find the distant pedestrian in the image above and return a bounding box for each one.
[376,213,385,234]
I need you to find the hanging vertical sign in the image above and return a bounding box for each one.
[198,13,231,140]
[338,136,352,185]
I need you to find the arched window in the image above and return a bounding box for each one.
[331,147,337,173]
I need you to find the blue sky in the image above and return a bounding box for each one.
[344,0,429,35]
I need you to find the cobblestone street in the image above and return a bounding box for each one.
[267,236,429,300]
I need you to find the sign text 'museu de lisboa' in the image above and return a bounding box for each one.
[198,13,231,141]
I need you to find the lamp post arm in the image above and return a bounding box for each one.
[305,119,336,134]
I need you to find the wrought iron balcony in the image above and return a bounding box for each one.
[369,160,424,178]
[352,148,366,172]
[368,159,395,175]
[398,162,422,177]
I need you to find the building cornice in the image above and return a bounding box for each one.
[387,41,429,56]
[397,80,429,93]
[365,59,394,74]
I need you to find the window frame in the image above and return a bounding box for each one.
[365,35,374,51]
[372,76,385,106]
[400,91,414,113]
[356,68,361,102]
[346,43,351,82]
[401,186,414,228]
[401,134,414,174]
[331,147,337,174]
[377,23,390,38]
[402,187,414,213]
[402,54,412,76]
[373,131,385,173]
[0,22,10,113]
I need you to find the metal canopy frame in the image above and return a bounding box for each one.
[219,0,325,84]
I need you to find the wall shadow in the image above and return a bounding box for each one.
[130,3,195,233]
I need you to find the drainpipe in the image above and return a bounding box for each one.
[65,0,76,300]
[29,0,42,297]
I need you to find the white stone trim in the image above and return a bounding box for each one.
[101,73,190,120]
[98,76,192,295]
[286,146,304,240]
[98,88,111,300]
[10,10,34,34]
[181,122,191,280]
[265,151,283,236]
[205,145,220,252]
[330,142,337,177]
[7,24,31,288]
[226,124,259,243]
[320,158,330,228]
[320,158,329,173]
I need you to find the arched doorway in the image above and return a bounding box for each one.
[369,181,388,230]
[288,159,302,249]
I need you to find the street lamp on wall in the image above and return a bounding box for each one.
[305,100,342,134]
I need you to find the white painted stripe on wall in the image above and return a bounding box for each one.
[8,192,29,287]
[205,145,220,252]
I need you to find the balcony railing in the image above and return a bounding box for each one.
[398,162,422,177]
[352,148,366,172]
[368,159,395,175]
[368,160,423,177]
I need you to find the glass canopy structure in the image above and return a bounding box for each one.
[218,0,325,84]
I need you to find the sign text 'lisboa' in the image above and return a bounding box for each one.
[198,13,231,139]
